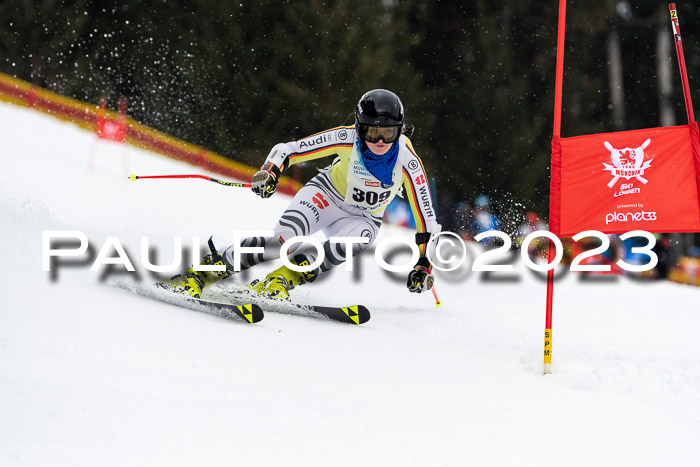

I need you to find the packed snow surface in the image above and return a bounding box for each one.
[1,101,699,466]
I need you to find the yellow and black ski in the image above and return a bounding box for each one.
[182,297,264,323]
[217,287,370,324]
[310,304,370,325]
[113,281,264,324]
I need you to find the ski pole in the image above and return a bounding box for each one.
[431,286,442,307]
[128,174,251,188]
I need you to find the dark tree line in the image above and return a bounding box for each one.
[2,0,699,226]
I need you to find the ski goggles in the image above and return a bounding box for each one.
[359,124,402,144]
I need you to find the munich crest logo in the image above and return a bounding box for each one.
[602,139,653,188]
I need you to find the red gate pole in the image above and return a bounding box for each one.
[544,0,567,375]
[669,3,696,124]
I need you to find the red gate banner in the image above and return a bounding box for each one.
[550,122,700,236]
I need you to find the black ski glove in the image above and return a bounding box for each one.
[251,162,281,199]
[407,257,434,293]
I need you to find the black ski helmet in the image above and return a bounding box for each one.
[355,89,404,140]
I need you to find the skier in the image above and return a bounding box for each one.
[162,89,440,300]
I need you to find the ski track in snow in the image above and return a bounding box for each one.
[1,101,699,466]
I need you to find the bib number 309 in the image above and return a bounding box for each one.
[352,187,391,205]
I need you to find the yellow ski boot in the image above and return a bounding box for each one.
[249,254,317,301]
[159,238,231,298]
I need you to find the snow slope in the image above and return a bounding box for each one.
[1,101,699,466]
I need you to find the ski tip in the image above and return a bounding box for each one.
[129,174,138,182]
[356,305,371,324]
[236,303,265,323]
[183,296,264,324]
[341,305,370,324]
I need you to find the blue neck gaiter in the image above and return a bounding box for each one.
[358,136,399,186]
